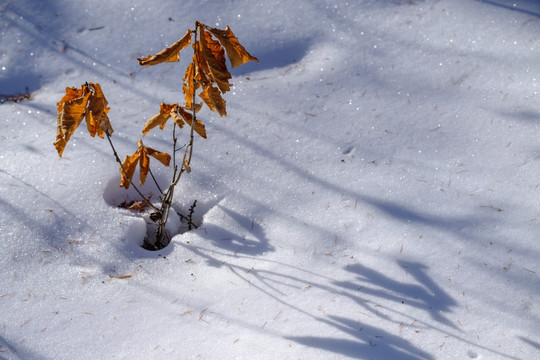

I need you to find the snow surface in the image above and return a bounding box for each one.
[1,0,539,359]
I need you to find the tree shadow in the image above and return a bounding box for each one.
[498,107,540,124]
[336,261,458,329]
[0,73,41,97]
[475,0,540,18]
[288,315,435,360]
[0,334,44,360]
[518,336,540,350]
[195,204,274,257]
[178,241,437,359]
[0,168,92,251]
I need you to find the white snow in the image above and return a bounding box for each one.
[1,0,539,359]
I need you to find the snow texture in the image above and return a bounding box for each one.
[1,0,539,359]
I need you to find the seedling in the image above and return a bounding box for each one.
[54,21,258,250]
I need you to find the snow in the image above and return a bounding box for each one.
[1,0,539,359]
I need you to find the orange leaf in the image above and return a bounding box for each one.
[204,25,259,68]
[119,152,139,189]
[183,62,197,109]
[142,103,176,136]
[138,29,193,66]
[119,140,171,189]
[54,83,114,157]
[54,86,91,156]
[183,62,205,111]
[199,29,232,93]
[176,105,207,138]
[57,86,85,112]
[86,83,113,138]
[170,107,185,129]
[146,147,171,166]
[199,85,227,117]
[139,144,150,186]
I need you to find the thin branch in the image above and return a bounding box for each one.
[148,168,164,195]
[105,132,159,211]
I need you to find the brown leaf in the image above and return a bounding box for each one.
[176,105,207,138]
[54,83,114,157]
[54,85,91,156]
[204,25,259,68]
[57,86,86,112]
[199,29,232,93]
[142,103,176,136]
[170,107,185,129]
[138,29,193,66]
[119,140,171,189]
[138,143,151,186]
[119,152,139,189]
[182,62,197,110]
[199,85,227,117]
[86,83,113,138]
[146,146,171,167]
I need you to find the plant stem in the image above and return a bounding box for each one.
[148,168,164,195]
[105,132,158,211]
[151,22,200,249]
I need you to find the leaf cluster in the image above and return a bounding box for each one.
[54,83,113,156]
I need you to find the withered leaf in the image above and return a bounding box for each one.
[119,152,139,189]
[193,44,212,89]
[119,140,171,189]
[199,85,227,117]
[138,29,193,66]
[143,103,206,138]
[204,25,259,68]
[54,83,114,157]
[142,103,177,136]
[199,29,232,94]
[183,62,197,109]
[54,86,90,156]
[176,105,207,138]
[85,83,113,138]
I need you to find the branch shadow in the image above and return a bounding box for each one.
[178,242,437,359]
[518,336,540,350]
[288,315,435,360]
[476,0,540,18]
[0,168,92,251]
[194,204,274,258]
[336,261,458,329]
[0,73,41,96]
[0,334,44,360]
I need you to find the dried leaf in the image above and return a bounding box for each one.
[199,29,232,93]
[139,145,151,185]
[142,103,176,136]
[54,83,114,157]
[146,147,171,167]
[183,62,197,109]
[193,44,212,89]
[182,158,191,173]
[138,29,193,66]
[199,85,227,117]
[85,83,113,138]
[54,86,91,156]
[119,140,171,189]
[204,25,259,68]
[170,107,185,129]
[119,152,139,189]
[177,105,207,138]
